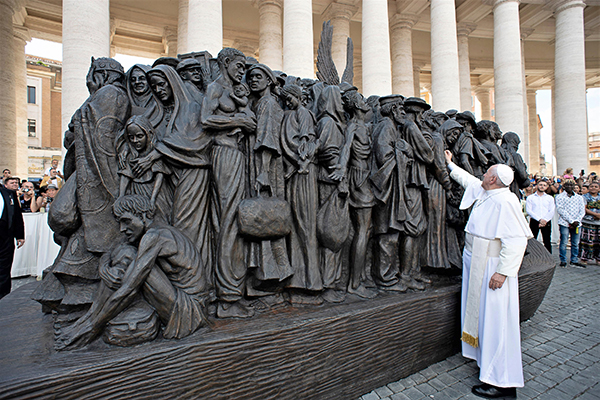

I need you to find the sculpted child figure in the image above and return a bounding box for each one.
[56,195,210,350]
[117,115,172,224]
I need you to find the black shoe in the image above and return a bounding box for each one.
[472,383,517,399]
[571,261,587,268]
[559,262,567,267]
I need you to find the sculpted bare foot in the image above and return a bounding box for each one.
[411,271,432,284]
[378,281,408,292]
[217,301,255,319]
[348,283,378,299]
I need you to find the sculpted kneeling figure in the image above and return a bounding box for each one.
[56,195,210,350]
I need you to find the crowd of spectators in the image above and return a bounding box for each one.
[523,167,600,267]
[0,161,63,214]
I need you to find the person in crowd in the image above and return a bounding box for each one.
[1,169,10,187]
[574,184,581,195]
[18,181,39,213]
[578,181,600,264]
[0,181,25,299]
[444,150,532,399]
[44,159,63,179]
[3,177,19,192]
[555,179,586,267]
[563,167,574,180]
[526,179,555,253]
[40,167,63,189]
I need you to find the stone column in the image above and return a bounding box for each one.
[430,0,461,111]
[62,0,110,157]
[188,0,222,56]
[390,14,418,96]
[553,0,588,174]
[362,0,392,96]
[283,0,313,78]
[234,40,258,58]
[413,64,422,98]
[519,28,534,164]
[323,2,357,78]
[527,88,541,173]
[492,0,525,155]
[457,23,476,112]
[13,25,30,178]
[475,87,492,120]
[178,0,188,54]
[256,0,283,71]
[164,27,178,58]
[0,0,18,173]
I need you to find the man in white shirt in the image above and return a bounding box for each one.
[43,159,63,179]
[445,150,532,399]
[526,179,555,253]
[555,179,586,267]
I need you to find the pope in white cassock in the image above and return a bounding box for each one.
[444,150,533,399]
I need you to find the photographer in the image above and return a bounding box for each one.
[36,184,58,211]
[18,181,39,213]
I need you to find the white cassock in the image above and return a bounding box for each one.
[449,163,533,388]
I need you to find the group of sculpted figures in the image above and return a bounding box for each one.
[32,46,529,350]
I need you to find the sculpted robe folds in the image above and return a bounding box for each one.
[450,163,532,388]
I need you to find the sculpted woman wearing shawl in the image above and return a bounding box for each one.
[125,64,159,119]
[315,85,349,303]
[131,65,213,282]
[280,84,322,303]
[245,64,293,297]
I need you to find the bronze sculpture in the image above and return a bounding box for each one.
[31,39,536,350]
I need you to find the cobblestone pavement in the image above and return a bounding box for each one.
[359,250,600,400]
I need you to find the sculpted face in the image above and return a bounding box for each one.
[248,69,270,93]
[118,211,146,244]
[392,103,406,123]
[226,56,246,84]
[285,94,299,110]
[130,69,149,96]
[149,74,173,103]
[127,124,148,152]
[181,67,202,84]
[446,127,461,146]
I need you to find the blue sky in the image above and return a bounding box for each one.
[26,38,600,164]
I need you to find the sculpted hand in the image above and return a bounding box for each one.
[118,152,128,170]
[240,115,257,132]
[16,239,25,249]
[99,264,124,291]
[328,164,346,181]
[444,150,453,164]
[132,150,159,177]
[489,273,506,290]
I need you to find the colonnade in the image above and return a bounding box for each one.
[0,0,591,177]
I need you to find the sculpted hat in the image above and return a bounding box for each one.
[152,57,181,70]
[379,94,404,106]
[247,63,277,85]
[92,57,124,75]
[496,164,514,186]
[456,110,477,128]
[404,96,431,111]
[176,58,202,72]
[338,81,358,94]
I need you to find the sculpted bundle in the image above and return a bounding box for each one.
[31,44,529,350]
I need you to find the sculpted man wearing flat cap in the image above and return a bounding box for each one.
[444,150,533,399]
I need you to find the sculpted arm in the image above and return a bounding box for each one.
[201,84,255,131]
